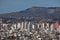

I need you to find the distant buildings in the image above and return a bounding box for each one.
[0,20,60,40]
[0,17,60,40]
[0,21,58,33]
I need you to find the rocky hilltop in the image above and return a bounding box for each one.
[0,7,60,22]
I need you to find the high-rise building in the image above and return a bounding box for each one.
[17,23,20,29]
[54,21,59,28]
[42,23,45,28]
[32,24,35,29]
[50,23,54,32]
[27,22,30,32]
[37,24,39,28]
[54,21,60,33]
[12,23,17,29]
[2,23,8,30]
[24,21,27,29]
[20,22,24,31]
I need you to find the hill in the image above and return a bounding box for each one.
[0,7,60,22]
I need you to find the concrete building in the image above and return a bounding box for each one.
[50,23,54,33]
[17,23,20,29]
[12,23,17,29]
[27,22,30,32]
[20,22,24,31]
[32,24,35,29]
[24,21,27,29]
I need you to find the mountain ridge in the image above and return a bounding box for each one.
[0,7,60,22]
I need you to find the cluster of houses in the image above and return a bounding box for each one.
[0,17,60,40]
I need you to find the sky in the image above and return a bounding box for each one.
[0,0,60,14]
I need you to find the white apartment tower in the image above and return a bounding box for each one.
[32,24,35,29]
[37,24,39,28]
[50,24,54,32]
[20,22,24,31]
[17,23,20,29]
[42,23,45,28]
[28,22,30,32]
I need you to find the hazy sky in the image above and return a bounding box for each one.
[0,0,60,14]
